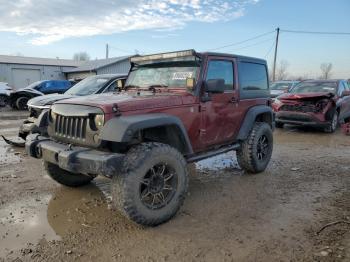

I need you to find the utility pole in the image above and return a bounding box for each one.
[272,27,280,82]
[106,43,109,59]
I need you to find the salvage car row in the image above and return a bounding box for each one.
[2,49,350,227]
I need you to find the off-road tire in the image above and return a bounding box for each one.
[275,121,284,128]
[44,161,94,187]
[236,122,273,174]
[324,111,338,133]
[0,95,9,107]
[112,142,189,226]
[16,96,29,110]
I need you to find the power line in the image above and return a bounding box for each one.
[264,39,275,58]
[228,37,275,52]
[280,29,350,35]
[207,30,275,51]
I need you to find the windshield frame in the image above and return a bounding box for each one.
[125,60,201,92]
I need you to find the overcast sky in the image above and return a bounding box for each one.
[0,0,349,78]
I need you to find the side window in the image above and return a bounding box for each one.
[105,80,118,93]
[239,62,268,91]
[206,60,234,91]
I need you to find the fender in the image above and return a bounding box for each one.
[236,105,274,140]
[100,113,193,154]
[36,110,49,129]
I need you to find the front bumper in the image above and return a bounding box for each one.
[26,134,124,177]
[276,111,329,127]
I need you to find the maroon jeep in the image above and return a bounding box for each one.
[26,50,274,226]
[273,80,350,132]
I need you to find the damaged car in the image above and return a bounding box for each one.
[10,80,74,110]
[273,80,350,132]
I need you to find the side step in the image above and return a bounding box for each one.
[186,143,240,163]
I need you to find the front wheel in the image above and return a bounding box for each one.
[44,162,94,187]
[112,142,189,226]
[236,122,273,174]
[324,111,338,133]
[16,96,29,110]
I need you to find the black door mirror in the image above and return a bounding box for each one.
[205,79,225,93]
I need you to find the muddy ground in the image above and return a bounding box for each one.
[0,110,349,262]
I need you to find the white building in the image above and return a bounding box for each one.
[0,55,80,90]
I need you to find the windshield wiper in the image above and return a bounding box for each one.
[147,84,168,88]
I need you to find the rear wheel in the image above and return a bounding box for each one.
[236,122,273,174]
[44,161,94,187]
[324,111,338,133]
[0,95,9,107]
[112,142,188,226]
[16,96,29,110]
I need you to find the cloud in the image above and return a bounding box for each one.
[0,0,258,45]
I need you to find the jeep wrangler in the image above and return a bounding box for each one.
[26,50,274,226]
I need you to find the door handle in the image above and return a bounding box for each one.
[230,97,237,103]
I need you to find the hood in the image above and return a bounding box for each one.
[278,92,334,101]
[55,91,185,113]
[28,94,75,108]
[14,87,44,96]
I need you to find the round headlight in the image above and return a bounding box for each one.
[94,114,104,129]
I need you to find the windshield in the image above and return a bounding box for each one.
[125,62,199,89]
[25,81,44,90]
[65,76,111,96]
[270,82,293,90]
[290,82,337,94]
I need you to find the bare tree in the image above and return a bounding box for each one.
[275,60,289,81]
[73,52,90,61]
[320,63,333,79]
[292,73,310,81]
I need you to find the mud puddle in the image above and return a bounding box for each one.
[0,178,112,257]
[0,194,58,257]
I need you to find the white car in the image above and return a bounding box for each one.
[0,82,13,107]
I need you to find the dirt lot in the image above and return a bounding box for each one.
[0,110,349,262]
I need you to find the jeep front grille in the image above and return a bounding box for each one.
[55,114,88,139]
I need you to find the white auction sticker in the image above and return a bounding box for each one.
[172,72,193,80]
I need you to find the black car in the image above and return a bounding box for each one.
[19,74,127,140]
[10,80,74,110]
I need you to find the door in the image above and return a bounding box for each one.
[12,68,41,90]
[200,58,241,147]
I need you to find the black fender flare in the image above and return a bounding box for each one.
[236,105,274,141]
[100,113,193,155]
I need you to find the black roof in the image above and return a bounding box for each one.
[198,52,266,64]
